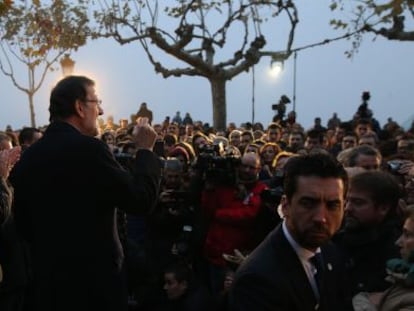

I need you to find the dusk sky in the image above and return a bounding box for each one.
[1,1,413,131]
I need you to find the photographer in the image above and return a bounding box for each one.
[139,158,195,308]
[383,153,414,210]
[200,152,268,297]
[256,152,298,241]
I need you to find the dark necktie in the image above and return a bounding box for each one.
[309,253,324,296]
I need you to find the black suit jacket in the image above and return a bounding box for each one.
[228,224,347,311]
[9,121,161,311]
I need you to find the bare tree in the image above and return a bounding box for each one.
[0,0,89,127]
[92,0,299,130]
[330,0,414,57]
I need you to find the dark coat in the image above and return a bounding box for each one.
[154,281,213,311]
[0,178,30,311]
[228,224,348,311]
[333,219,402,308]
[9,121,161,311]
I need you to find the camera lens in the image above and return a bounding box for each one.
[387,161,402,173]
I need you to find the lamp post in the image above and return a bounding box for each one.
[251,65,256,124]
[292,51,297,113]
[60,54,75,77]
[269,58,284,122]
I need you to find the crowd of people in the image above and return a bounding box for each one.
[1,77,414,311]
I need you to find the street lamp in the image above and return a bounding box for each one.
[269,52,298,114]
[60,54,75,77]
[251,59,285,125]
[269,60,283,78]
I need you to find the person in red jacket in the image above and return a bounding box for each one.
[201,152,268,297]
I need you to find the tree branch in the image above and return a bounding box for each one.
[146,27,213,74]
[367,16,414,41]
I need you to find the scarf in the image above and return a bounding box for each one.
[385,250,414,287]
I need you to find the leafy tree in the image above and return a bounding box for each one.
[0,0,89,127]
[330,0,414,57]
[92,0,299,130]
[0,0,13,16]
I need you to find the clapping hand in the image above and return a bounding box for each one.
[132,117,157,151]
[0,146,21,180]
[399,160,414,176]
[223,249,248,265]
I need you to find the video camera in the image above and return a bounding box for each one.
[387,160,403,175]
[161,190,192,213]
[260,187,284,206]
[173,225,193,260]
[193,144,241,186]
[260,170,285,206]
[113,148,135,171]
[272,94,291,111]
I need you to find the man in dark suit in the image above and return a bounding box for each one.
[228,153,349,311]
[9,76,161,311]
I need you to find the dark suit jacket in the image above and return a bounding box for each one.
[9,121,161,311]
[228,224,348,311]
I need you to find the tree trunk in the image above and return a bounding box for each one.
[209,78,226,131]
[28,65,36,128]
[29,92,36,128]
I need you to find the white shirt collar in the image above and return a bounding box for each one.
[282,220,320,260]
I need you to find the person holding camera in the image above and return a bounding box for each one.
[200,152,268,297]
[381,152,414,218]
[146,158,194,267]
[138,158,194,309]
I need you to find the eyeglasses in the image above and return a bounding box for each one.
[85,99,102,106]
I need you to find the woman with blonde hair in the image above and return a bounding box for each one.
[272,151,297,176]
[258,142,281,181]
